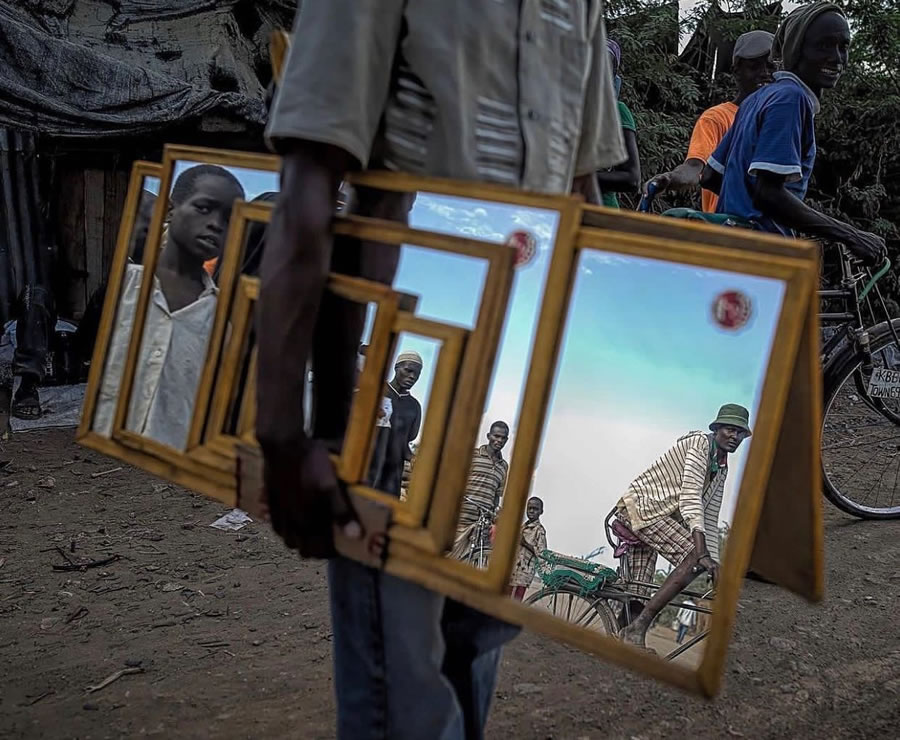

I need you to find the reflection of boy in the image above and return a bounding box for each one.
[615,404,751,651]
[367,352,422,497]
[93,165,244,449]
[509,497,547,601]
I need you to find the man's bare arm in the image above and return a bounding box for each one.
[595,128,641,196]
[256,141,357,556]
[752,172,885,265]
[646,157,704,195]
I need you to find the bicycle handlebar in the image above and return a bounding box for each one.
[637,182,658,213]
[859,258,892,300]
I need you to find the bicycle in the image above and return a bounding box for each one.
[524,510,713,662]
[638,186,900,519]
[454,496,496,569]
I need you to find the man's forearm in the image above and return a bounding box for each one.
[256,143,350,449]
[595,168,639,194]
[665,159,705,190]
[691,529,708,556]
[699,165,722,195]
[754,181,857,243]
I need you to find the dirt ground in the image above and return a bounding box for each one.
[2,429,899,740]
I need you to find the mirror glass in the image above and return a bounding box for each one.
[112,162,274,449]
[401,196,558,567]
[91,173,160,437]
[511,250,784,666]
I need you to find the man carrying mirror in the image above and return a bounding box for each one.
[259,1,627,737]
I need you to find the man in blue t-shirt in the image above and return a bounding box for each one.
[701,2,885,265]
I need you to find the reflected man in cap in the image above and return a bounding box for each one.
[368,350,423,497]
[614,404,752,651]
[646,30,776,212]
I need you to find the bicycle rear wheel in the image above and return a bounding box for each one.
[822,319,900,519]
[524,584,618,634]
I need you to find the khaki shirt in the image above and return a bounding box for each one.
[93,263,217,450]
[267,0,626,194]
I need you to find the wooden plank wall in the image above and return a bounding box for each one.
[55,166,129,320]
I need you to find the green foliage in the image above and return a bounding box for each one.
[609,0,900,275]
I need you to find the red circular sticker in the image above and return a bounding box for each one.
[505,229,537,268]
[712,290,753,331]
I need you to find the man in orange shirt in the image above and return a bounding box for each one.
[645,30,775,212]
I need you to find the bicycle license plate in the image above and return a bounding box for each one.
[866,367,900,399]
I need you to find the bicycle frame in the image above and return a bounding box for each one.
[819,248,900,419]
[459,496,495,569]
[597,510,714,659]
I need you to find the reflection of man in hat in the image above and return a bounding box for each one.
[614,404,752,651]
[367,351,423,497]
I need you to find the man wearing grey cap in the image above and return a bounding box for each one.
[646,30,775,212]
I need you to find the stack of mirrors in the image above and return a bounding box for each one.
[78,144,823,698]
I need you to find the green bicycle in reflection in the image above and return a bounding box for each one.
[524,511,713,662]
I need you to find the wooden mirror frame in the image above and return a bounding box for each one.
[79,163,823,698]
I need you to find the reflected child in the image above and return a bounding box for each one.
[160,166,244,307]
[509,496,547,601]
[93,165,244,449]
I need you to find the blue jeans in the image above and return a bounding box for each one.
[328,557,520,740]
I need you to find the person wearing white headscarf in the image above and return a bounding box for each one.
[367,350,423,496]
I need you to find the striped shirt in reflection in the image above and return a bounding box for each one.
[458,445,508,530]
[619,432,726,562]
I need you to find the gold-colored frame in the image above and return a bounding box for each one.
[378,205,820,699]
[109,146,279,475]
[583,206,826,603]
[200,268,402,477]
[78,163,825,698]
[75,160,235,501]
[78,159,160,441]
[186,198,276,459]
[343,170,585,555]
[347,311,468,533]
[219,281,469,536]
[195,185,515,536]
